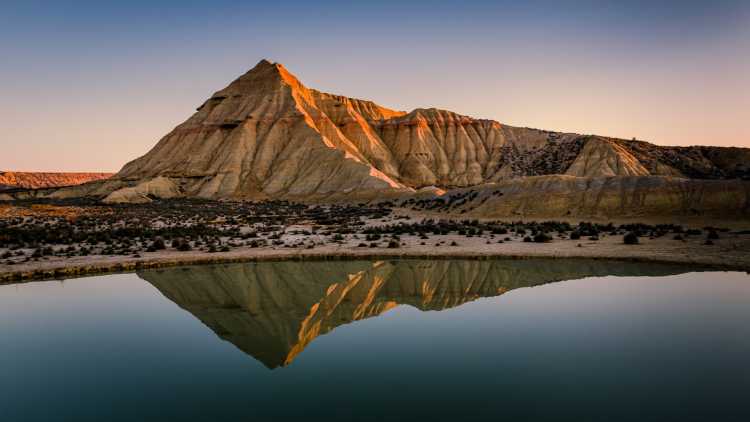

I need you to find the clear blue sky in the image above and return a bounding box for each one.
[2,0,748,171]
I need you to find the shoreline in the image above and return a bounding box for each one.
[3,234,749,283]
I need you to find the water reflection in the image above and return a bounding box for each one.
[138,259,694,368]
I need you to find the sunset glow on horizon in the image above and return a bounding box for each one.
[2,0,748,172]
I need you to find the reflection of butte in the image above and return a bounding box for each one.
[138,259,692,369]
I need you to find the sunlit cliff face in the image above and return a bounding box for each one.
[139,259,693,368]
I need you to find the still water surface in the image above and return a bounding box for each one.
[1,259,749,421]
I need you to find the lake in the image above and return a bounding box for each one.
[1,259,749,421]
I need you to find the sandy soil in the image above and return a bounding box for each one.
[2,231,748,283]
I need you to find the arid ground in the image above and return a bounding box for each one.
[2,199,748,282]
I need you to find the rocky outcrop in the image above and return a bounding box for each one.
[565,137,649,177]
[101,177,180,204]
[139,259,691,368]
[0,172,112,190]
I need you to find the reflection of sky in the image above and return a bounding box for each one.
[1,1,748,171]
[1,268,749,420]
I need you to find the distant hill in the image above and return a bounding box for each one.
[0,172,112,190]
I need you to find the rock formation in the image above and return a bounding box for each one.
[107,60,408,202]
[139,259,692,368]
[6,58,746,223]
[65,59,747,204]
[0,171,112,190]
[564,138,649,178]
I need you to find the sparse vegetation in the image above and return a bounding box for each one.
[0,198,741,274]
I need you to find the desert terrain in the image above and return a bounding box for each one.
[1,199,748,282]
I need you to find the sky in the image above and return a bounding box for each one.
[1,0,748,172]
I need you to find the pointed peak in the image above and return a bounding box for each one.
[252,58,283,71]
[213,59,305,97]
[246,59,293,77]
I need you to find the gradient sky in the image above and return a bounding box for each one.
[2,0,748,172]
